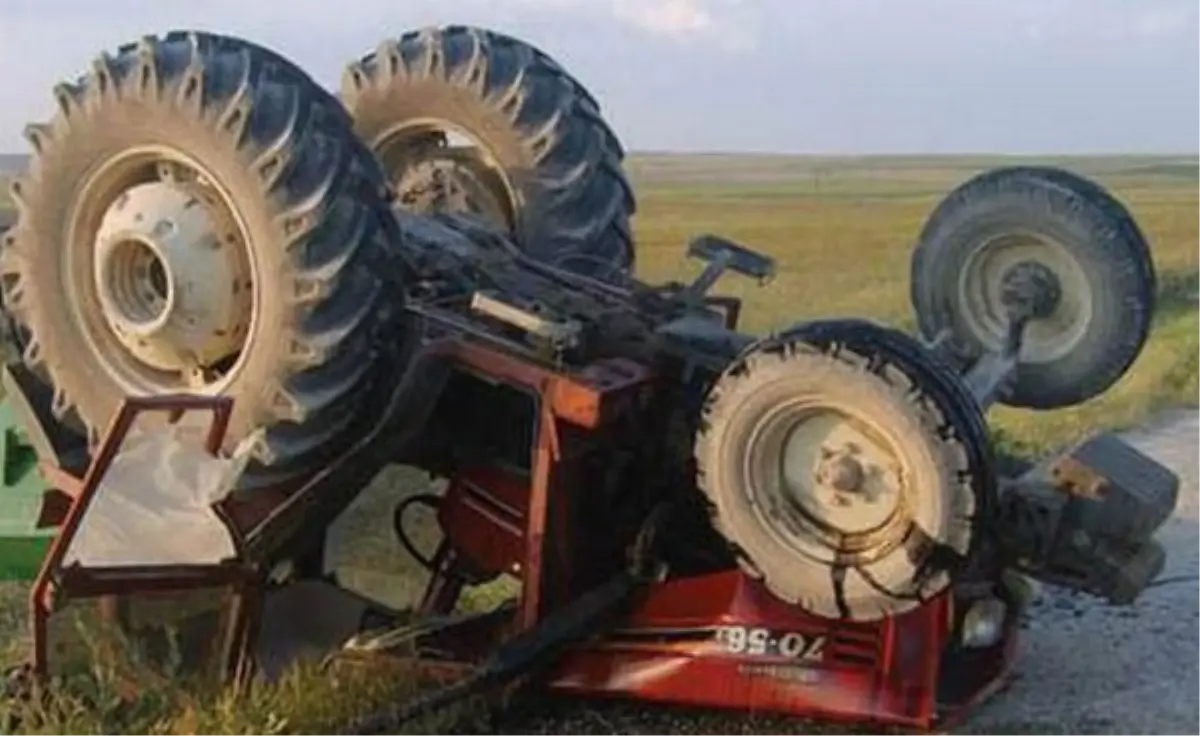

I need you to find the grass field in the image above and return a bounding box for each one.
[0,153,1196,733]
[624,154,1199,455]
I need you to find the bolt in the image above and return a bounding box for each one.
[827,456,865,493]
[814,450,866,494]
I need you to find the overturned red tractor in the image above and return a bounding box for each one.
[0,27,1179,732]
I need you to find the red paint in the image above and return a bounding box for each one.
[420,353,656,636]
[27,350,1020,731]
[438,466,530,582]
[429,454,1016,731]
[547,570,955,728]
[28,395,255,683]
[415,345,1018,731]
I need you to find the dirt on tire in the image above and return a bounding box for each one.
[0,31,400,487]
[340,25,636,282]
[694,323,980,621]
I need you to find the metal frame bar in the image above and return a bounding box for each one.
[27,395,256,682]
[414,340,654,632]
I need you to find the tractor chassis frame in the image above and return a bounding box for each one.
[14,327,1023,733]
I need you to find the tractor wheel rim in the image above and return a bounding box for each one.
[373,119,516,233]
[69,149,257,395]
[956,232,1093,364]
[745,398,914,565]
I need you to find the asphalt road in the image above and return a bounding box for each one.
[965,409,1199,735]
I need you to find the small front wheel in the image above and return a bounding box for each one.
[695,322,983,621]
[910,166,1156,410]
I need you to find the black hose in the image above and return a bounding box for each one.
[346,504,670,734]
[1145,574,1198,590]
[347,569,645,734]
[392,494,443,571]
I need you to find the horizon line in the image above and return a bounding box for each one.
[0,150,1197,160]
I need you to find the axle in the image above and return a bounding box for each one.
[960,260,1064,409]
[915,256,1066,413]
[389,214,766,377]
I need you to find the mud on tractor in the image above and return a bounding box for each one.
[0,27,1180,732]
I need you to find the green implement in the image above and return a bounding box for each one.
[0,399,53,580]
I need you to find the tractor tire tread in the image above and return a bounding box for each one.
[341,24,635,281]
[910,167,1155,409]
[1,31,399,483]
[695,321,979,620]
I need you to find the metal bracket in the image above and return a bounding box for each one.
[470,291,582,351]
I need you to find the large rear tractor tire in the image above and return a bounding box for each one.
[911,166,1156,410]
[695,321,985,621]
[340,25,636,282]
[0,32,400,486]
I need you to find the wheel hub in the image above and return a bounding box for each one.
[1000,260,1062,320]
[957,233,1092,364]
[93,181,252,379]
[395,156,510,228]
[781,410,906,542]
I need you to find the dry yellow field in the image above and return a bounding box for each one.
[0,154,1195,733]
[624,155,1198,455]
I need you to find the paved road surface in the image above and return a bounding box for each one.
[966,409,1199,735]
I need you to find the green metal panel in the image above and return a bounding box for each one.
[0,399,54,580]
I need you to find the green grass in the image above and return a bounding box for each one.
[0,154,1195,733]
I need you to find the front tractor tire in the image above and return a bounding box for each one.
[910,166,1157,410]
[340,25,636,282]
[695,323,984,621]
[1,32,399,486]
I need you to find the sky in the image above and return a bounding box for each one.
[0,0,1196,155]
